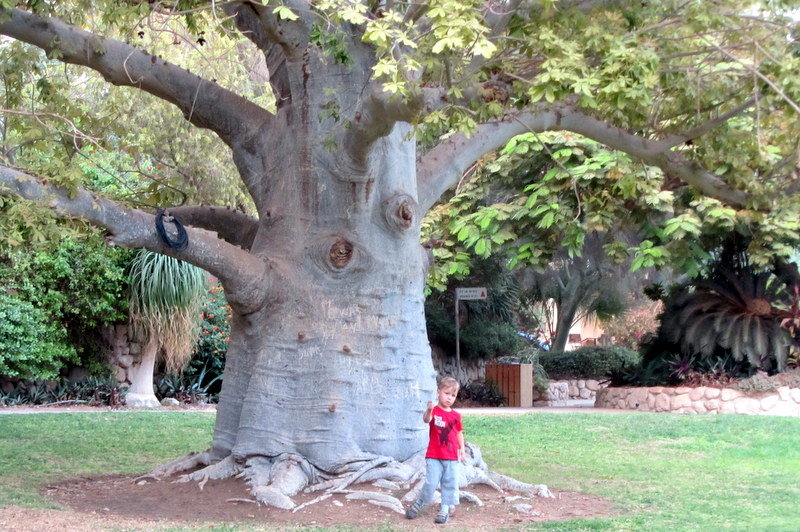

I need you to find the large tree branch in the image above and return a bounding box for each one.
[224,1,312,109]
[655,98,756,150]
[416,103,749,212]
[0,165,269,314]
[226,1,311,58]
[338,86,431,174]
[167,205,260,251]
[0,7,271,148]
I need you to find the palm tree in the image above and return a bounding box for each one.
[125,250,206,407]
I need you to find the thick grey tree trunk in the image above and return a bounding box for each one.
[212,82,438,471]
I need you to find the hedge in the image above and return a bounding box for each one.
[539,346,641,379]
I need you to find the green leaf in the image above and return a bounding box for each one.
[272,6,300,21]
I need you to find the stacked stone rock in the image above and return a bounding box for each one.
[430,346,486,383]
[101,324,139,386]
[565,379,605,400]
[596,386,800,416]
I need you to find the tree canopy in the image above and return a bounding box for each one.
[2,2,799,260]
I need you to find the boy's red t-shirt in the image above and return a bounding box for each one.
[425,405,463,460]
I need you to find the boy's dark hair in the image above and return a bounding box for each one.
[438,376,459,391]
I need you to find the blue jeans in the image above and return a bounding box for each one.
[420,458,460,506]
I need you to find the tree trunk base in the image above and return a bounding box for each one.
[138,443,553,511]
[124,392,161,408]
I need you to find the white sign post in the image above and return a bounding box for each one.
[454,287,488,376]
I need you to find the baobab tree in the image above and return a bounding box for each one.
[1,0,798,509]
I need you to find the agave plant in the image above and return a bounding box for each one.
[125,250,206,407]
[659,250,793,373]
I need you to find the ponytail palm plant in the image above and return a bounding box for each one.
[125,250,206,407]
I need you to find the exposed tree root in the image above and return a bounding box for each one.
[344,490,405,514]
[226,498,259,505]
[489,471,554,498]
[178,455,242,489]
[134,450,213,483]
[140,441,552,510]
[459,490,484,506]
[292,493,332,513]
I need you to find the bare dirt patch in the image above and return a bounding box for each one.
[2,473,621,531]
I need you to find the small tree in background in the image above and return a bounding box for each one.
[603,299,663,351]
[126,250,205,407]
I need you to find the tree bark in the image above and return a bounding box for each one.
[125,337,160,408]
[208,116,438,473]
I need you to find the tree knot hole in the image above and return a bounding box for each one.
[383,194,417,232]
[398,201,413,228]
[329,238,353,269]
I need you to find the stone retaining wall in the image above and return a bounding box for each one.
[563,378,606,400]
[532,382,569,407]
[596,385,800,416]
[431,346,486,384]
[531,379,606,406]
[100,324,145,387]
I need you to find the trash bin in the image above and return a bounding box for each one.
[485,363,533,407]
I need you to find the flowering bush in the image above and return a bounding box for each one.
[602,299,663,350]
[181,278,231,397]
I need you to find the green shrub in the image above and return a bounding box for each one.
[539,346,641,379]
[0,292,77,379]
[459,319,524,360]
[0,236,130,374]
[425,300,523,360]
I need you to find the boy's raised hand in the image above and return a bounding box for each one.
[422,401,434,423]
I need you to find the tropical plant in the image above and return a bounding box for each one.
[456,380,505,407]
[776,284,800,369]
[129,250,207,374]
[658,242,794,374]
[126,250,206,407]
[0,376,123,406]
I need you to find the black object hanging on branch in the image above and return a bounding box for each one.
[155,209,189,250]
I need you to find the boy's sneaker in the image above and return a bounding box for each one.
[405,500,423,519]
[434,510,449,524]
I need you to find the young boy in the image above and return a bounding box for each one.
[405,376,465,524]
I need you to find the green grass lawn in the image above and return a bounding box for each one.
[1,410,798,531]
